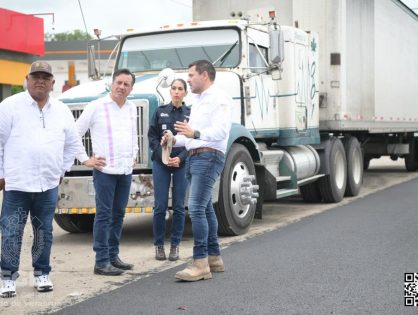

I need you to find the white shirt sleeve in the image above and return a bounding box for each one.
[0,99,13,179]
[174,134,187,147]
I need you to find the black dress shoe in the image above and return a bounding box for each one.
[110,256,134,270]
[94,264,124,276]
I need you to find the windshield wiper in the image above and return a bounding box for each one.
[212,40,238,66]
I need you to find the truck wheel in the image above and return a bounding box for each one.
[215,143,257,236]
[54,214,95,233]
[344,136,363,196]
[319,137,347,203]
[300,182,322,202]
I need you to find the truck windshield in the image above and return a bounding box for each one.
[117,28,240,72]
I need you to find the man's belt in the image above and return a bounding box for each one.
[188,147,224,157]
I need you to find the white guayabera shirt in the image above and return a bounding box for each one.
[0,91,82,192]
[76,94,139,175]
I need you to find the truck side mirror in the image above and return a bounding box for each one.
[269,29,284,65]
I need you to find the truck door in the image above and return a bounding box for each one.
[245,29,277,137]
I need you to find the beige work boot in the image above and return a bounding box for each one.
[175,257,212,281]
[208,255,225,272]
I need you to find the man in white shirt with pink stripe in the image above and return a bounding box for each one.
[76,69,138,276]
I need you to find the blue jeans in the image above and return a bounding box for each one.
[93,170,132,266]
[152,161,187,247]
[0,187,58,280]
[186,152,225,259]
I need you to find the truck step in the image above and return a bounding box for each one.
[297,174,324,186]
[276,176,292,182]
[259,149,284,179]
[276,188,299,199]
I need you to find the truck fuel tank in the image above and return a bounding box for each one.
[281,145,320,180]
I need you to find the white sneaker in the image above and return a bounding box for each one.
[34,274,53,292]
[1,280,16,298]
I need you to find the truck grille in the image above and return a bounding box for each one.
[70,100,149,171]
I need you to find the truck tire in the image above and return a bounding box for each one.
[300,182,322,202]
[54,214,95,233]
[215,143,257,236]
[319,137,347,203]
[344,136,363,196]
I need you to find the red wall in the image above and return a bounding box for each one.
[0,8,44,55]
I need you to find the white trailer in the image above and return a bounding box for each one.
[293,0,418,171]
[195,0,418,169]
[54,0,418,236]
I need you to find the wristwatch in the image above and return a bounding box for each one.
[193,130,201,139]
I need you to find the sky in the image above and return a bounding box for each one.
[1,0,193,38]
[1,0,417,38]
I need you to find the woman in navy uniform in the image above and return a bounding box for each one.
[148,79,190,261]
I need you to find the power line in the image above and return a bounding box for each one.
[77,0,89,35]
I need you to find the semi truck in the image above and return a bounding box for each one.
[54,0,418,236]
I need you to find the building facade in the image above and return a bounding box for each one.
[0,8,44,100]
[40,40,118,97]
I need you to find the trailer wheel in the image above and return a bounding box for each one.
[319,137,347,203]
[215,143,257,236]
[344,136,363,196]
[54,214,95,233]
[300,182,322,202]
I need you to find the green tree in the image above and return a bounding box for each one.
[45,29,93,41]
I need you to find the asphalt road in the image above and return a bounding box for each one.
[51,177,418,315]
[2,158,417,315]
